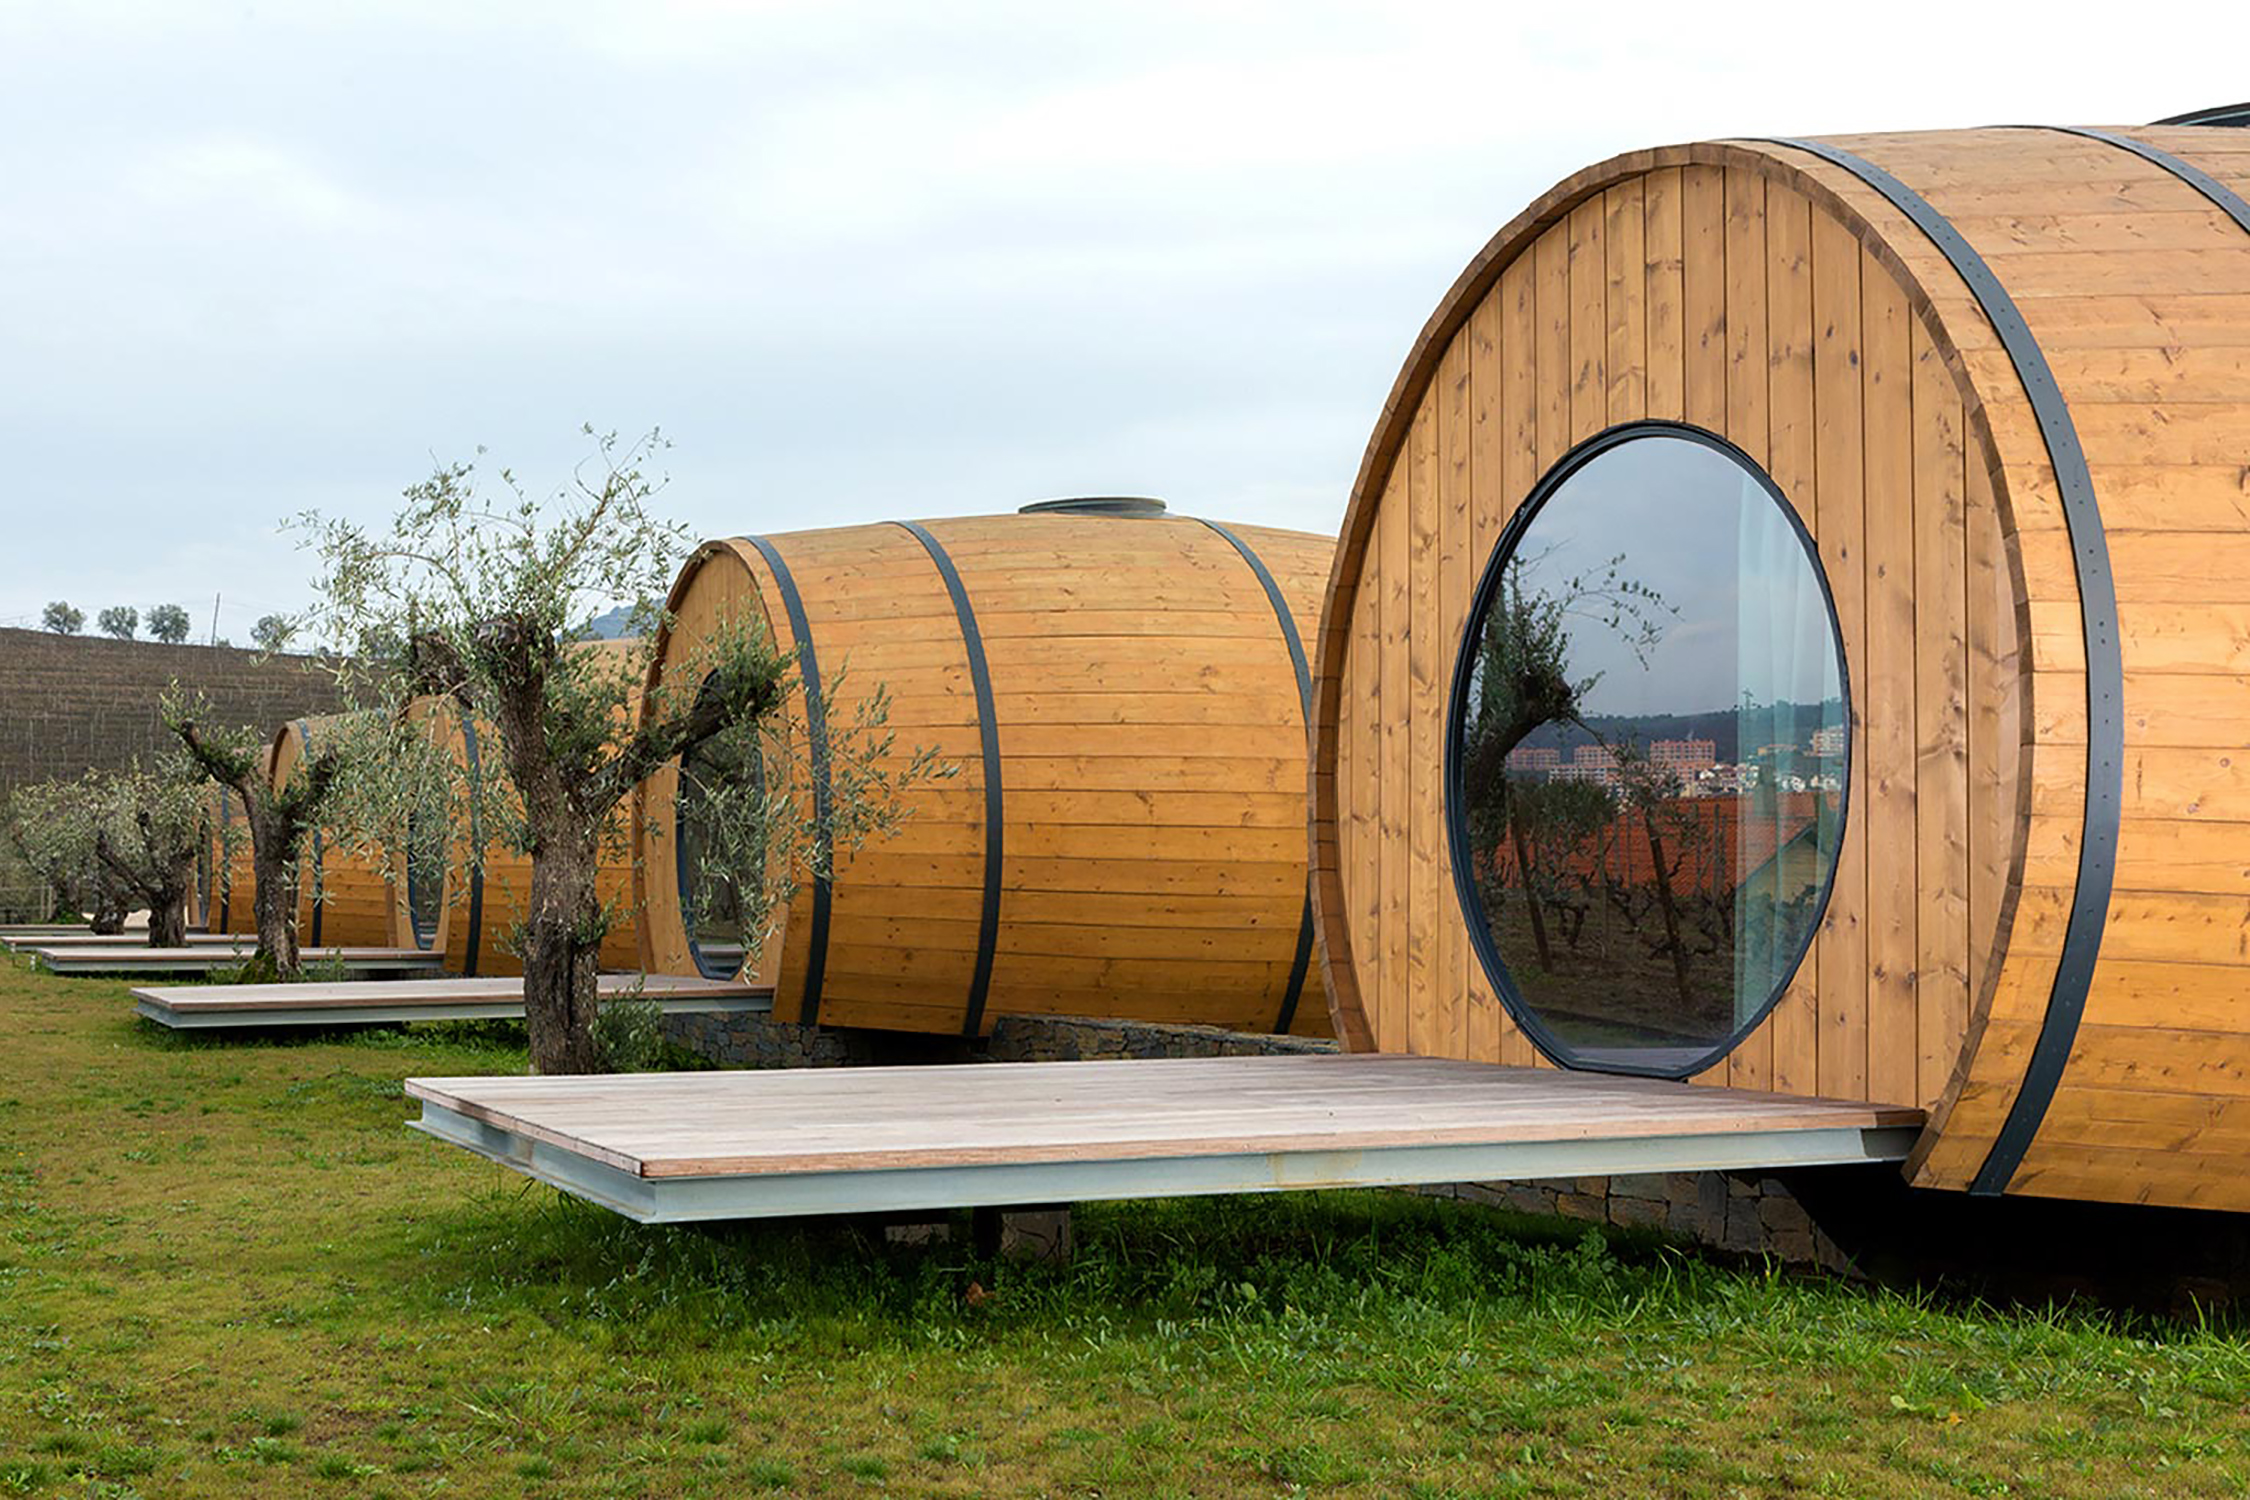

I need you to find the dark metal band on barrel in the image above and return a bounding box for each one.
[2027,127,2250,235]
[1765,138,2122,1197]
[893,521,1005,1037]
[296,718,324,948]
[2154,103,2250,128]
[743,535,835,1026]
[458,715,486,977]
[1195,519,1317,1035]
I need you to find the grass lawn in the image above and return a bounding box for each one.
[5,958,2250,1497]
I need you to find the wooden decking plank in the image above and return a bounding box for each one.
[407,1054,1924,1183]
[3,931,243,951]
[34,945,448,977]
[133,973,768,1023]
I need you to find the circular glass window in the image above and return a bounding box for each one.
[196,813,213,920]
[677,673,765,981]
[405,791,447,950]
[1449,423,1849,1078]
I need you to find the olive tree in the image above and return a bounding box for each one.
[5,783,125,930]
[251,614,292,653]
[147,603,193,644]
[6,763,204,945]
[162,688,350,977]
[42,601,83,635]
[293,428,942,1074]
[98,605,139,641]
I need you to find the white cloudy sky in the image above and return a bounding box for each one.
[2,0,2239,641]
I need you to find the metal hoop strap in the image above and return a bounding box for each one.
[1764,137,2122,1197]
[1196,519,1318,1034]
[893,521,1005,1036]
[743,535,835,1026]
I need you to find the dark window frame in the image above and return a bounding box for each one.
[1441,418,1854,1080]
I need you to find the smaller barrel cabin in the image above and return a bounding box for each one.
[636,501,1333,1038]
[269,715,410,948]
[1311,124,2250,1214]
[400,639,647,977]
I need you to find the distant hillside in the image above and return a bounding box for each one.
[578,605,641,641]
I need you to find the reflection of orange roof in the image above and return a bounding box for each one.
[1491,793,1825,896]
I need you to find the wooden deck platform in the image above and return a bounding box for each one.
[135,973,773,1028]
[6,931,244,953]
[30,944,445,977]
[406,1054,1924,1223]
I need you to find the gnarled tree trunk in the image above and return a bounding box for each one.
[521,822,604,1075]
[147,876,190,947]
[89,879,128,935]
[248,824,302,976]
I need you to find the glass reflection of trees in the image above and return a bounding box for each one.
[196,813,214,922]
[678,673,765,980]
[1454,429,1847,1075]
[405,780,448,948]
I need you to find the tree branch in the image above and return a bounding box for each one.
[92,830,152,899]
[171,717,255,795]
[408,629,477,710]
[598,673,780,812]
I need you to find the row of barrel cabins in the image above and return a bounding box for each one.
[223,115,2250,1218]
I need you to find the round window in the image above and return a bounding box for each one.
[1448,422,1849,1078]
[677,673,765,981]
[405,791,447,950]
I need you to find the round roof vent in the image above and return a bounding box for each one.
[1017,496,1169,518]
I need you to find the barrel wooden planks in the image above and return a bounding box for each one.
[637,504,1334,1038]
[202,748,271,937]
[269,714,406,948]
[405,641,646,977]
[1311,125,2250,1212]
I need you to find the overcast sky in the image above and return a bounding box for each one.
[3,1,2239,642]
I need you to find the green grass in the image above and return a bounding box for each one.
[4,956,2250,1496]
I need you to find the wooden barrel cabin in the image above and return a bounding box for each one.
[269,714,407,948]
[401,640,647,977]
[1310,125,2250,1213]
[637,502,1333,1038]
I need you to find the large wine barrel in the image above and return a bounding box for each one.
[1311,125,2250,1213]
[403,641,646,976]
[269,714,407,947]
[637,502,1333,1038]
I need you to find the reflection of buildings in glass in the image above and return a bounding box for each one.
[1649,737,1715,785]
[1550,742,1621,791]
[1695,762,1755,796]
[1539,737,1716,796]
[1504,745,1561,776]
[1809,723,1845,758]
